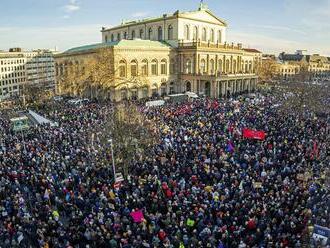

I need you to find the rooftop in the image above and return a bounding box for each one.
[243,48,262,53]
[101,4,227,32]
[64,39,173,54]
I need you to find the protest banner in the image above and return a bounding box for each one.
[312,225,330,245]
[243,128,266,140]
[253,182,262,188]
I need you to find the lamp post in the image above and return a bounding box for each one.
[108,138,116,181]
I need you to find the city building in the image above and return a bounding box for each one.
[279,50,330,78]
[276,62,300,80]
[0,48,56,100]
[55,2,261,101]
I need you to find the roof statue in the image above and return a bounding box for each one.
[199,0,209,11]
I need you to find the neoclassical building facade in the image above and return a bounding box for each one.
[55,3,261,101]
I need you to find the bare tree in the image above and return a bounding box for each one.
[98,103,159,178]
[256,59,278,83]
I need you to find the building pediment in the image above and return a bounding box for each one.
[179,9,227,27]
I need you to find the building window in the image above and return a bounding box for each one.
[119,60,127,77]
[218,30,222,43]
[184,25,190,40]
[117,33,121,41]
[151,59,158,75]
[142,87,148,98]
[169,82,175,94]
[161,59,167,75]
[121,89,127,100]
[168,25,173,40]
[131,30,136,39]
[193,26,198,40]
[158,26,163,41]
[226,60,230,73]
[170,59,176,74]
[210,29,215,42]
[202,28,207,41]
[131,60,138,77]
[200,59,206,73]
[210,59,215,74]
[185,59,192,74]
[139,29,144,39]
[124,32,128,39]
[141,59,148,76]
[105,35,108,43]
[148,28,153,39]
[218,59,223,73]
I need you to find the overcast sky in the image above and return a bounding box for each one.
[0,0,329,56]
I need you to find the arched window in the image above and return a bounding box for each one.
[141,59,148,76]
[210,29,215,43]
[117,33,121,41]
[160,82,167,96]
[233,60,237,74]
[202,28,207,41]
[151,59,158,75]
[169,81,175,94]
[200,59,206,73]
[120,89,127,100]
[193,26,198,40]
[105,35,108,43]
[111,34,114,42]
[218,59,223,73]
[186,81,191,92]
[139,29,144,39]
[130,60,138,77]
[170,59,176,74]
[148,28,153,39]
[124,32,128,39]
[119,60,127,77]
[168,25,173,40]
[210,59,215,74]
[160,59,167,75]
[184,25,190,40]
[158,26,163,40]
[218,30,222,43]
[185,59,192,74]
[226,59,230,73]
[131,30,136,39]
[249,61,252,72]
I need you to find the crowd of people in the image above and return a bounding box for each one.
[0,86,329,247]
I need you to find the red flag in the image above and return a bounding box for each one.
[242,128,266,140]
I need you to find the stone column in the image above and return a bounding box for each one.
[197,79,200,94]
[212,80,216,98]
[194,54,198,74]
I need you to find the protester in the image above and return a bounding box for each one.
[0,87,328,248]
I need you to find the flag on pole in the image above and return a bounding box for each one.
[225,141,235,153]
[44,189,50,200]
